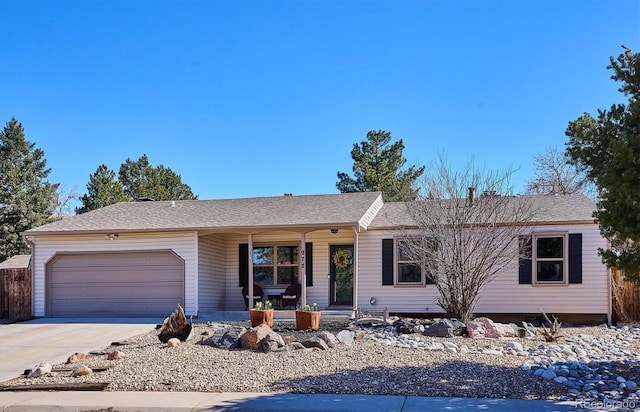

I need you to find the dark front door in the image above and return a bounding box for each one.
[330,245,354,306]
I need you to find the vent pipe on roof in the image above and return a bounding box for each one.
[283,193,293,196]
[467,187,475,206]
[169,201,176,207]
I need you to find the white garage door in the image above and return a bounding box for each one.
[46,251,184,317]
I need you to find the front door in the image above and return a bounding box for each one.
[329,245,354,306]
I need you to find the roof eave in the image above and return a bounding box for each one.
[22,221,363,237]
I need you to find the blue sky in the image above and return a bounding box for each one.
[1,1,638,204]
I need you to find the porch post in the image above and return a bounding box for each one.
[353,226,359,312]
[248,234,253,311]
[300,232,306,307]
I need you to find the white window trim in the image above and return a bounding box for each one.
[252,243,300,287]
[394,237,426,287]
[532,232,569,286]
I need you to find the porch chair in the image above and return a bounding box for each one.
[242,284,264,310]
[280,283,301,309]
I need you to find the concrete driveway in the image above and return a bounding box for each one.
[0,318,159,383]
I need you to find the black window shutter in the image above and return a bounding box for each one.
[239,243,248,287]
[518,235,532,284]
[305,242,313,287]
[382,239,394,285]
[568,233,583,284]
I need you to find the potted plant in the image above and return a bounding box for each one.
[249,301,274,327]
[295,302,321,330]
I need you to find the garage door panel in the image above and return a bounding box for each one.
[50,299,180,316]
[50,283,183,300]
[47,251,184,317]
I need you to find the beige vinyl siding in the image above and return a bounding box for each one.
[357,224,609,315]
[223,229,355,310]
[475,224,608,314]
[32,232,198,317]
[198,234,226,312]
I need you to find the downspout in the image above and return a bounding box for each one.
[300,232,306,307]
[607,267,612,325]
[606,236,612,326]
[248,234,253,312]
[353,226,359,316]
[24,235,35,318]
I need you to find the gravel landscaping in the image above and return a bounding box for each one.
[3,318,640,402]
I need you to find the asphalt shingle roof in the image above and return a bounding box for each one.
[369,194,597,228]
[25,192,383,234]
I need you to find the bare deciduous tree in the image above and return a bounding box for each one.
[51,185,78,220]
[402,156,540,323]
[525,146,595,197]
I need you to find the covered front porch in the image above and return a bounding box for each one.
[196,226,362,315]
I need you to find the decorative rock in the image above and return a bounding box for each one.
[336,330,356,345]
[27,362,52,379]
[301,337,329,350]
[239,324,273,351]
[72,364,93,377]
[394,319,419,334]
[506,342,523,352]
[428,342,445,351]
[158,303,192,343]
[283,336,296,345]
[167,338,181,347]
[261,331,285,352]
[466,317,516,338]
[107,351,126,360]
[424,319,455,338]
[317,331,339,348]
[66,352,87,364]
[202,326,247,350]
[626,381,638,391]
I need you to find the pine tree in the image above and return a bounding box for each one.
[78,154,198,213]
[118,154,197,201]
[566,47,640,279]
[0,118,57,261]
[336,130,425,201]
[76,165,128,214]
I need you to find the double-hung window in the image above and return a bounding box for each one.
[253,244,299,286]
[533,234,567,284]
[395,238,434,286]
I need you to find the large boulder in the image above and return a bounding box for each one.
[107,351,126,360]
[301,337,329,350]
[239,324,273,350]
[423,319,454,337]
[393,318,415,334]
[27,362,52,379]
[202,326,247,350]
[467,317,516,338]
[336,330,356,345]
[72,364,93,377]
[261,331,285,352]
[66,352,87,364]
[317,331,339,348]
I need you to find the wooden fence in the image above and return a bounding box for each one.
[612,268,640,322]
[0,267,32,321]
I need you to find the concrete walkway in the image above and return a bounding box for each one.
[0,391,597,411]
[0,317,159,383]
